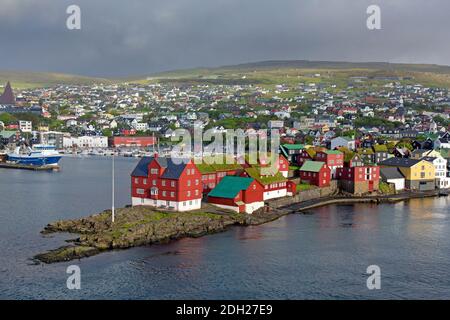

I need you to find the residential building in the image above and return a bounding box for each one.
[279,144,305,164]
[131,156,202,211]
[380,158,435,191]
[422,156,450,189]
[197,161,243,194]
[63,136,108,149]
[380,167,405,192]
[314,150,344,178]
[207,176,265,214]
[19,121,32,133]
[39,131,65,149]
[337,154,380,194]
[330,136,356,151]
[243,167,292,200]
[299,161,331,187]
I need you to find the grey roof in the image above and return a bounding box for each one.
[380,157,421,168]
[380,167,405,180]
[131,157,153,177]
[131,156,190,179]
[412,149,429,155]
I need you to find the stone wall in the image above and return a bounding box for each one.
[268,181,338,208]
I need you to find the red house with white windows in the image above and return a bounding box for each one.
[296,149,316,166]
[207,176,265,214]
[131,155,203,211]
[198,163,243,194]
[336,154,380,194]
[243,154,290,177]
[299,161,331,187]
[314,150,344,178]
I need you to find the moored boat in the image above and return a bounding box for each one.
[7,145,62,166]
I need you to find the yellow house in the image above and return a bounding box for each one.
[380,158,435,191]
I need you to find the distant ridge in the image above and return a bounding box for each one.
[144,60,450,79]
[0,71,113,88]
[218,60,450,74]
[3,60,450,87]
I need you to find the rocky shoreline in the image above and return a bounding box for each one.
[34,191,444,264]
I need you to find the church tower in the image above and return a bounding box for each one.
[0,82,16,105]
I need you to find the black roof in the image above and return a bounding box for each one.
[131,156,190,179]
[380,157,421,168]
[380,167,405,180]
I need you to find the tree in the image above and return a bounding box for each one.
[0,113,18,125]
[102,129,113,137]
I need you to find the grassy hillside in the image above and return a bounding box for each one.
[0,71,112,89]
[3,60,450,89]
[139,60,450,89]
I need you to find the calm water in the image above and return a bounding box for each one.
[0,156,449,299]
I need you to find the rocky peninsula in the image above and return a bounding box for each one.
[34,190,445,264]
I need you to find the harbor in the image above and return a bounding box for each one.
[2,155,450,299]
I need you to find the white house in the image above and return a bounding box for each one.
[422,156,450,189]
[434,135,450,149]
[133,122,149,131]
[63,136,108,149]
[330,136,356,151]
[380,167,405,192]
[19,121,32,133]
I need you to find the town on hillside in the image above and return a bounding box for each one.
[1,78,449,213]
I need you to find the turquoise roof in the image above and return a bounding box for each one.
[208,176,254,199]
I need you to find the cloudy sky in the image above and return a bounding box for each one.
[0,0,449,77]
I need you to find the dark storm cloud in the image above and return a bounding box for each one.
[0,0,449,77]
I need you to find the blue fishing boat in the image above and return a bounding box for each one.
[7,145,62,166]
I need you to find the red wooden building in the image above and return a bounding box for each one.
[113,136,156,148]
[197,162,243,194]
[207,176,265,214]
[131,155,203,211]
[314,150,344,178]
[299,161,331,187]
[336,154,380,194]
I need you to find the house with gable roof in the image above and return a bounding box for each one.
[131,155,203,211]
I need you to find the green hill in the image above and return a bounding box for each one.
[0,71,112,89]
[4,60,450,89]
[139,60,450,88]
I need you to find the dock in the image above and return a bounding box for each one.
[0,162,60,171]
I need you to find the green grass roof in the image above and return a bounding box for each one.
[244,167,287,185]
[195,158,243,174]
[440,149,450,158]
[282,144,305,150]
[299,161,325,173]
[325,150,343,155]
[357,148,374,155]
[208,176,254,199]
[373,144,388,152]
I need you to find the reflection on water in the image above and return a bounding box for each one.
[0,157,450,299]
